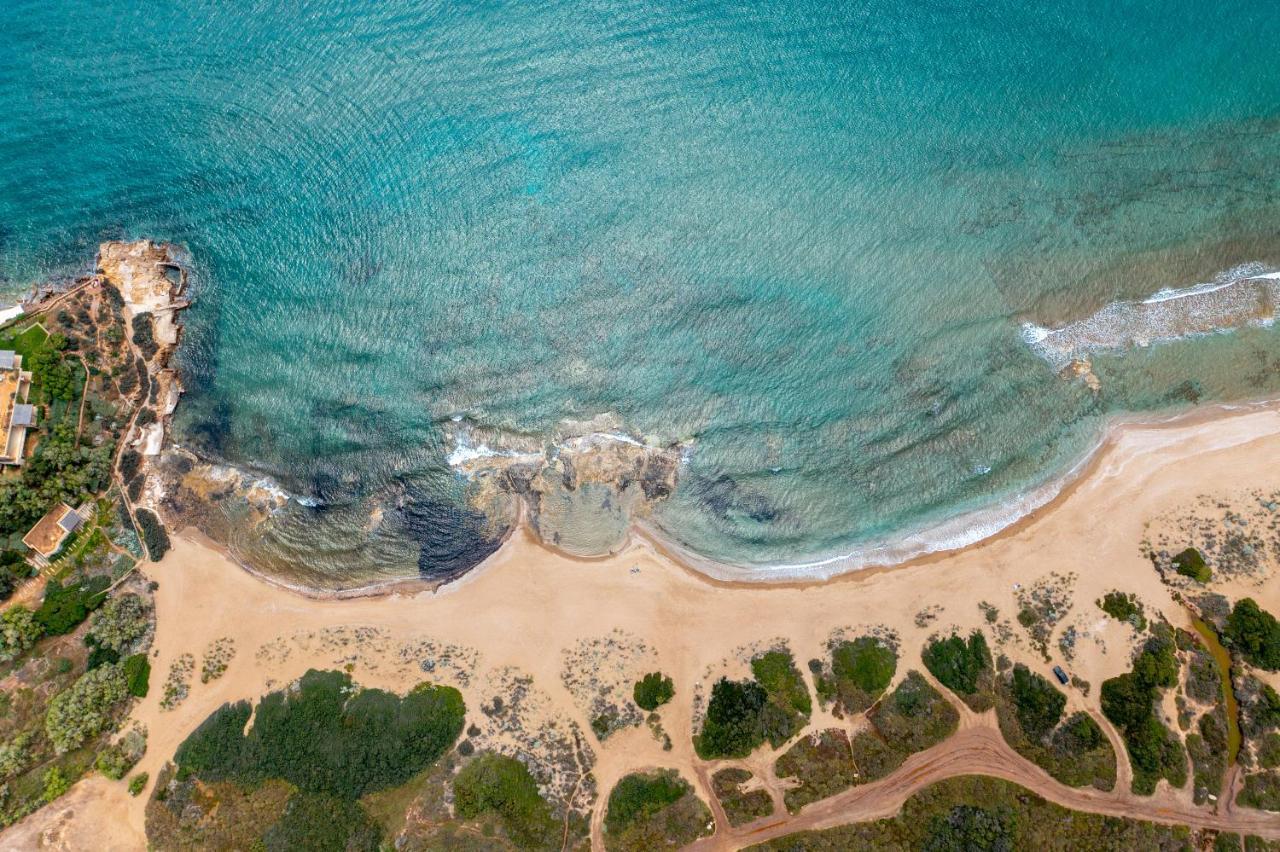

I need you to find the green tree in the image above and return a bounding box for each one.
[1225,599,1280,671]
[45,662,130,753]
[0,606,43,663]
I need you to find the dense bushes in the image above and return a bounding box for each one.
[1225,598,1280,671]
[134,509,170,561]
[1008,664,1065,739]
[35,575,110,635]
[174,669,465,799]
[633,671,674,711]
[87,592,149,652]
[0,606,42,663]
[130,314,158,361]
[1100,636,1186,794]
[697,678,769,759]
[453,752,557,849]
[696,648,812,759]
[45,662,130,753]
[922,631,993,709]
[814,636,897,715]
[996,665,1114,790]
[262,793,381,852]
[123,653,150,697]
[604,770,711,851]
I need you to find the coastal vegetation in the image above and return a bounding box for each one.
[711,767,773,826]
[1173,547,1212,583]
[633,671,674,711]
[994,664,1115,790]
[152,670,466,850]
[848,671,959,782]
[452,751,558,849]
[1224,598,1280,671]
[1098,591,1147,631]
[812,635,897,715]
[695,647,811,758]
[173,669,464,798]
[1100,632,1187,794]
[134,509,171,561]
[603,769,712,852]
[922,630,994,710]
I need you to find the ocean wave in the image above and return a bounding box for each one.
[1024,265,1280,368]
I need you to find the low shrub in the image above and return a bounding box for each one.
[633,671,674,711]
[1173,548,1211,583]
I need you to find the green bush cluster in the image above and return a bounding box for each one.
[95,728,146,780]
[45,662,130,753]
[695,649,811,759]
[27,333,78,402]
[603,769,711,852]
[0,550,30,604]
[1097,591,1147,630]
[262,792,381,852]
[123,653,150,697]
[452,752,557,849]
[1225,598,1280,671]
[134,509,170,561]
[174,669,464,799]
[995,665,1114,790]
[1008,664,1065,739]
[127,772,148,796]
[922,631,993,709]
[87,592,149,652]
[0,606,42,663]
[711,768,773,827]
[847,671,959,783]
[1100,635,1187,794]
[633,671,674,711]
[130,314,158,361]
[1173,547,1211,583]
[814,636,897,715]
[35,575,110,635]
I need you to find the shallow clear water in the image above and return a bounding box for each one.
[4,1,1280,584]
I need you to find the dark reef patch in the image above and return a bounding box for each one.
[397,486,506,581]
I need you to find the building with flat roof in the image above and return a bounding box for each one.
[22,503,84,567]
[0,349,35,466]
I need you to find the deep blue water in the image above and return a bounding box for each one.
[4,1,1280,585]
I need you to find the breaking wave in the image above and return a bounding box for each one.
[1024,266,1280,368]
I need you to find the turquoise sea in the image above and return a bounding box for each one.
[4,1,1280,586]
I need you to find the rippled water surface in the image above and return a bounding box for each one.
[3,1,1280,584]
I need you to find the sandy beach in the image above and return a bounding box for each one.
[8,402,1280,850]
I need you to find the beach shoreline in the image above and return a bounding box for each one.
[206,396,1280,598]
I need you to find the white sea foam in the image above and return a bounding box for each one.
[1024,265,1280,368]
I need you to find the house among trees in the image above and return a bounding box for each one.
[0,349,35,465]
[22,503,85,567]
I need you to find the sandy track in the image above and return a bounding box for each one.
[689,716,1280,851]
